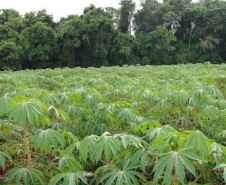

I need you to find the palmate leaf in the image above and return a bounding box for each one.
[0,94,14,115]
[49,171,87,185]
[17,88,41,97]
[61,143,78,156]
[66,104,86,119]
[145,125,176,141]
[211,142,225,164]
[204,95,215,105]
[192,88,205,99]
[114,107,138,123]
[204,85,224,99]
[95,132,120,161]
[84,93,101,107]
[188,97,200,107]
[56,154,83,172]
[9,99,46,127]
[49,121,67,130]
[41,92,61,105]
[202,105,220,116]
[143,91,159,104]
[134,121,161,133]
[0,151,12,170]
[173,116,192,127]
[216,130,226,138]
[6,167,43,185]
[130,148,156,171]
[114,133,142,149]
[153,132,182,152]
[59,91,71,103]
[216,99,226,109]
[48,105,69,121]
[79,135,99,162]
[73,87,87,96]
[96,159,147,185]
[172,90,189,105]
[94,103,113,122]
[153,147,202,185]
[185,130,211,158]
[61,131,79,144]
[34,129,65,152]
[159,91,172,100]
[154,98,168,109]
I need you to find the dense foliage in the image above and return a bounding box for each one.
[0,0,226,70]
[0,64,226,184]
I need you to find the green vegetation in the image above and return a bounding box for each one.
[0,0,226,70]
[0,64,226,184]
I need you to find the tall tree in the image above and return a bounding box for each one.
[0,41,21,70]
[109,31,135,65]
[134,0,160,33]
[0,9,20,24]
[58,16,83,68]
[0,24,17,42]
[119,0,135,34]
[19,22,58,69]
[24,9,55,28]
[136,24,177,65]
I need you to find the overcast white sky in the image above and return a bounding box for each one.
[1,0,142,21]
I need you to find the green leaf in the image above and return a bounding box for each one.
[172,90,189,105]
[153,154,171,182]
[48,105,69,121]
[130,148,155,171]
[134,121,161,133]
[185,130,211,158]
[95,132,120,161]
[0,94,14,115]
[114,107,137,123]
[146,125,176,141]
[115,133,141,148]
[0,151,12,170]
[6,167,43,185]
[79,135,98,162]
[153,147,200,184]
[42,92,61,105]
[179,155,196,176]
[175,155,185,183]
[61,143,78,156]
[57,154,83,172]
[34,129,65,152]
[164,156,174,184]
[97,160,146,185]
[9,99,46,127]
[49,172,87,185]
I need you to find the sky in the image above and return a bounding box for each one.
[1,0,142,21]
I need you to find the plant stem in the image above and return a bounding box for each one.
[190,174,202,185]
[24,124,31,167]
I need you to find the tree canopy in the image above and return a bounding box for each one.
[0,0,225,70]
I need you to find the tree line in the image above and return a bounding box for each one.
[0,0,225,70]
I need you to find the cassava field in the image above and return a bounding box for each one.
[0,63,226,185]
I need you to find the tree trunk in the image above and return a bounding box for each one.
[69,49,75,68]
[188,24,193,51]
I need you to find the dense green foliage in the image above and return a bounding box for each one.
[0,0,225,70]
[0,64,226,184]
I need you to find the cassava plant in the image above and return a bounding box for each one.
[0,64,225,184]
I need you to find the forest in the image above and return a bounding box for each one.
[0,0,226,70]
